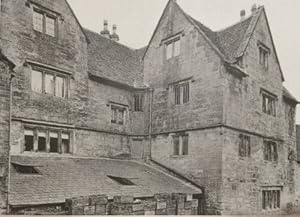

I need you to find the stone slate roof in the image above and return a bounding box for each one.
[283,87,299,103]
[9,155,201,206]
[84,29,144,87]
[187,8,262,62]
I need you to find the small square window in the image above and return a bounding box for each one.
[174,81,189,105]
[32,7,57,38]
[173,134,189,156]
[264,141,278,162]
[165,38,181,60]
[239,134,251,157]
[262,92,276,116]
[134,94,144,112]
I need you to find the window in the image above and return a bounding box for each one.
[24,130,34,152]
[45,73,55,95]
[62,133,70,154]
[173,134,189,156]
[38,131,47,152]
[111,105,126,125]
[262,189,280,210]
[49,132,59,153]
[166,38,180,60]
[23,128,71,154]
[56,76,67,98]
[31,70,43,93]
[239,134,251,157]
[13,164,40,175]
[174,82,190,105]
[33,9,57,37]
[259,47,269,69]
[107,175,135,186]
[33,10,43,33]
[264,140,278,162]
[134,93,144,112]
[258,42,270,69]
[262,91,276,116]
[31,68,69,98]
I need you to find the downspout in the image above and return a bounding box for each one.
[7,72,15,214]
[148,88,154,160]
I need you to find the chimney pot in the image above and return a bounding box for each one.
[110,24,119,42]
[251,4,257,13]
[240,10,246,20]
[100,19,110,38]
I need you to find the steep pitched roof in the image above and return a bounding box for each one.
[9,156,201,206]
[283,87,299,104]
[84,29,144,87]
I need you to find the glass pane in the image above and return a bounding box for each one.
[62,133,70,153]
[46,16,56,37]
[166,43,173,60]
[33,10,43,33]
[31,70,43,93]
[45,73,54,95]
[118,109,124,125]
[174,39,180,57]
[173,136,179,155]
[38,131,46,152]
[56,76,66,98]
[49,132,58,153]
[182,135,189,155]
[24,135,34,152]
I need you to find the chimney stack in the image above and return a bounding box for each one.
[100,20,110,39]
[110,24,120,42]
[251,4,257,14]
[240,10,246,20]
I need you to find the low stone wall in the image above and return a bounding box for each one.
[65,193,199,215]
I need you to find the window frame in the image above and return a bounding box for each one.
[173,80,190,105]
[261,89,277,117]
[262,188,281,210]
[239,134,251,158]
[134,93,144,112]
[23,127,72,154]
[165,37,181,60]
[172,134,189,156]
[32,6,58,38]
[110,104,127,126]
[263,140,278,162]
[257,42,270,69]
[31,66,70,99]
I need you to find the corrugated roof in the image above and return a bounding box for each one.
[9,155,201,206]
[84,29,144,87]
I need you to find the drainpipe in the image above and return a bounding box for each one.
[7,72,15,214]
[148,88,154,160]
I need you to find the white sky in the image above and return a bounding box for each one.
[68,0,300,123]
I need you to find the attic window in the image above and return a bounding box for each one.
[258,42,270,69]
[107,175,135,186]
[165,38,180,60]
[13,164,40,175]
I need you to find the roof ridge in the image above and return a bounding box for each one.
[215,15,254,33]
[84,27,137,51]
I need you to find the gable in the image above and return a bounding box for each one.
[240,8,284,81]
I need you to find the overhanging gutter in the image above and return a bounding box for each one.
[224,62,249,78]
[88,73,149,91]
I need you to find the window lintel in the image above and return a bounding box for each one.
[161,31,184,45]
[260,88,277,99]
[257,41,270,53]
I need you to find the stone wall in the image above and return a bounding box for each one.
[65,193,199,215]
[143,1,224,135]
[0,58,13,213]
[150,128,223,214]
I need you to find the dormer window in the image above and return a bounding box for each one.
[33,7,57,37]
[166,38,180,60]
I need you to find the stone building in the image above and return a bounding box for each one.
[0,0,298,215]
